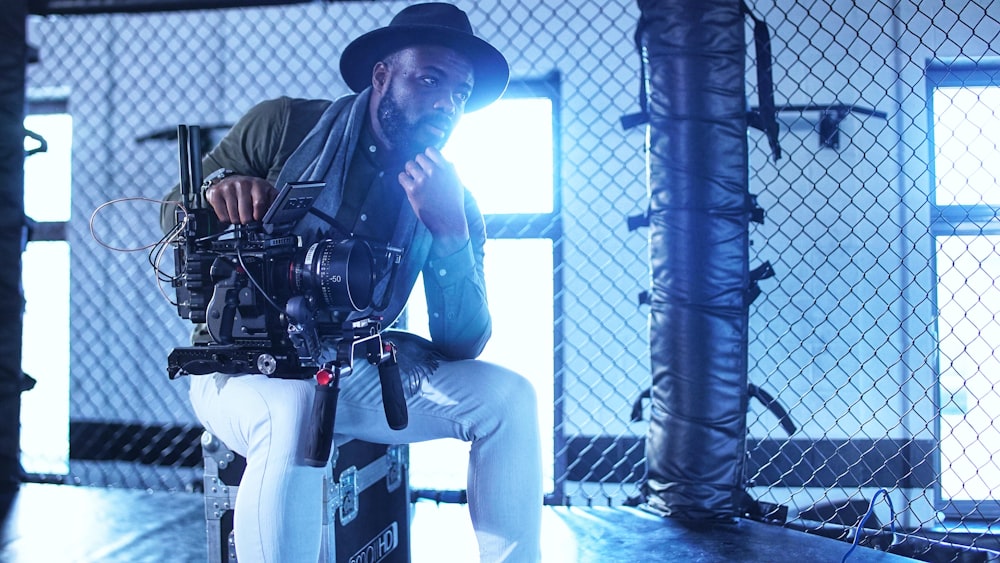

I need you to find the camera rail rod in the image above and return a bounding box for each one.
[177,124,203,210]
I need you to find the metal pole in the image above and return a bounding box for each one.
[0,0,29,492]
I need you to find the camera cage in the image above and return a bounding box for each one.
[164,124,409,466]
[165,124,398,381]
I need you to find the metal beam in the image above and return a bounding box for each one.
[27,0,352,16]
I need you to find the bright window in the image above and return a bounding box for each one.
[405,80,561,497]
[21,109,73,475]
[928,61,1000,515]
[932,86,1000,206]
[445,97,554,214]
[936,235,1000,502]
[405,239,555,493]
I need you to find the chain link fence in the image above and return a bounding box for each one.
[20,0,1000,557]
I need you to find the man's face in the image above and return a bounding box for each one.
[373,45,475,158]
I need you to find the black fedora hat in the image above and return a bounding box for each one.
[339,2,509,112]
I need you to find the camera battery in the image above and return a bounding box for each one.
[201,431,410,562]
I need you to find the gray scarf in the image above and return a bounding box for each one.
[272,88,428,325]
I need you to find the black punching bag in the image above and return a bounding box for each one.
[640,0,750,520]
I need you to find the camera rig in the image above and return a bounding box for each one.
[166,124,408,466]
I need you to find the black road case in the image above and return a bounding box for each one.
[202,431,410,562]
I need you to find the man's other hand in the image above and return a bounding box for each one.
[399,147,469,241]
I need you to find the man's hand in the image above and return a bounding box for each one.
[398,147,469,254]
[203,175,277,225]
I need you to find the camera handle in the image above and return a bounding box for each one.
[373,341,408,430]
[304,365,342,467]
[302,329,409,468]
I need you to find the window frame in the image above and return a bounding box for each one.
[403,72,567,503]
[21,93,73,477]
[488,72,565,504]
[926,58,1000,519]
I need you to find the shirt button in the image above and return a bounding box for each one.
[438,268,447,277]
[433,313,440,318]
[360,213,367,222]
[378,171,384,178]
[369,145,377,153]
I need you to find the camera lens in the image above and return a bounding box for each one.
[292,239,375,312]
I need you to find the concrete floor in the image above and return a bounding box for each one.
[0,482,926,562]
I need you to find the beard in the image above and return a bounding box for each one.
[377,89,451,158]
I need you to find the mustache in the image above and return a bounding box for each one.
[420,115,454,135]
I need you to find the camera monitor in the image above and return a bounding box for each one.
[262,181,326,234]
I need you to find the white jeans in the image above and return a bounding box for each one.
[189,356,542,563]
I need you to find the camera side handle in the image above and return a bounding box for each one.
[377,342,408,431]
[304,367,341,468]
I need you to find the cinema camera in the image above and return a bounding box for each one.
[165,124,407,466]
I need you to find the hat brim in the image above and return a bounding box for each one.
[340,24,509,113]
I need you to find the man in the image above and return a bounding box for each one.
[162,3,542,562]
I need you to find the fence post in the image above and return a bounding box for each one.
[0,0,28,492]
